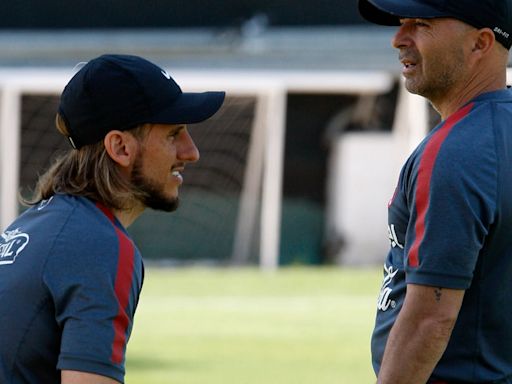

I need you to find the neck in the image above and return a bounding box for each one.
[434,79,506,121]
[431,57,507,120]
[112,203,145,228]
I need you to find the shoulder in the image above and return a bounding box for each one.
[415,102,498,171]
[43,196,142,290]
[43,195,136,269]
[48,195,121,240]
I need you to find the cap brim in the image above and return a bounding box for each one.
[358,0,448,26]
[151,91,226,125]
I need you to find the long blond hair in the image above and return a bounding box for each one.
[23,113,148,210]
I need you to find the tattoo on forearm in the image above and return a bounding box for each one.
[434,287,443,302]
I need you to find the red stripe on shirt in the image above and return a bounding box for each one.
[96,202,115,222]
[110,226,135,364]
[95,202,136,364]
[408,103,474,268]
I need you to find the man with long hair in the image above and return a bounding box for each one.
[0,54,225,384]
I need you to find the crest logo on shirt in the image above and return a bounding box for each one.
[0,228,30,265]
[377,263,398,311]
[37,196,54,211]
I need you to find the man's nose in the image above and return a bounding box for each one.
[392,24,412,49]
[178,130,200,163]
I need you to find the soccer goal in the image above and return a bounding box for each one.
[0,68,429,269]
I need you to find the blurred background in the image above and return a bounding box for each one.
[0,2,446,383]
[0,0,435,269]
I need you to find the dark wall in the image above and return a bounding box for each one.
[2,1,366,29]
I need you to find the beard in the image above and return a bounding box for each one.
[403,46,466,103]
[130,156,179,212]
[405,64,462,101]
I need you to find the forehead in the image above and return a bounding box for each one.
[144,123,185,135]
[400,16,473,29]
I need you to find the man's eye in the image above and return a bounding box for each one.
[169,128,184,139]
[414,20,429,27]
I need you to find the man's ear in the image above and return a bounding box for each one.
[103,130,139,168]
[471,28,496,56]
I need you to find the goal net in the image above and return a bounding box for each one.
[2,68,403,268]
[17,93,257,264]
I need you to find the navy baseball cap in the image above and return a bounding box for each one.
[58,54,226,149]
[358,0,512,49]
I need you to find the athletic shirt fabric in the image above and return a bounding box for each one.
[372,88,512,383]
[0,194,144,383]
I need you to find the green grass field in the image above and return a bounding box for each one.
[125,267,382,384]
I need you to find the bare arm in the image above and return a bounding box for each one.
[377,284,465,384]
[61,370,120,384]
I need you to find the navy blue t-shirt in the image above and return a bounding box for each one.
[372,88,512,383]
[0,194,144,383]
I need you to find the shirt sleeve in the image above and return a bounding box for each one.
[404,112,498,289]
[43,222,143,383]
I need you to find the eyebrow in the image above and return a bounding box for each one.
[169,125,186,135]
[399,17,431,24]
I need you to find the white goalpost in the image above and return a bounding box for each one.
[0,67,430,269]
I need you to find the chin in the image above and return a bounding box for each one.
[143,194,180,212]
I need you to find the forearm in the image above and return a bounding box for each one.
[377,285,464,384]
[61,370,120,384]
[377,310,454,383]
